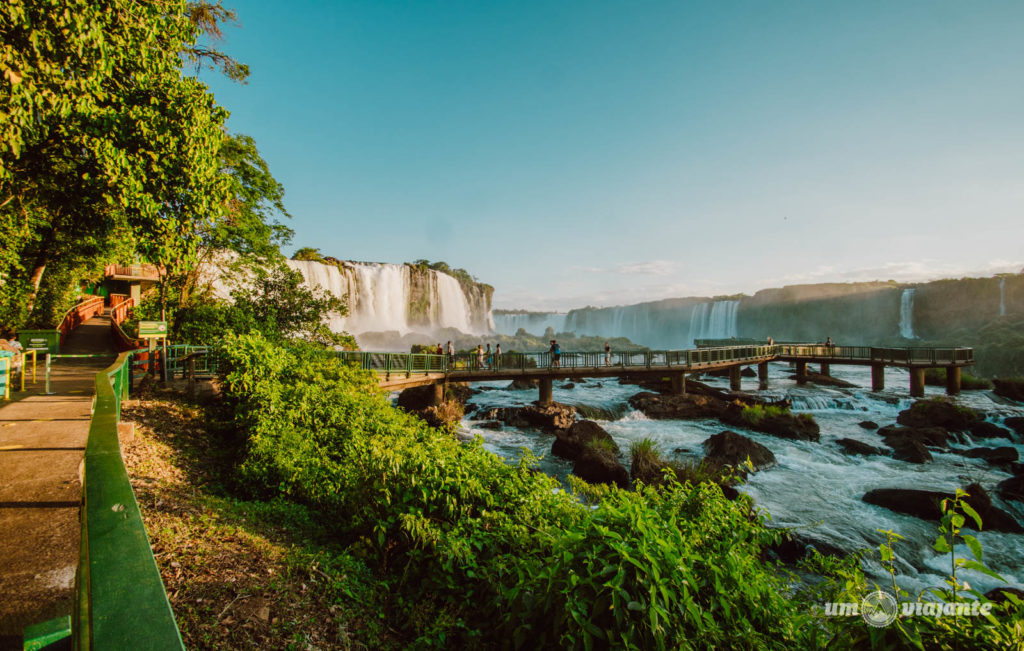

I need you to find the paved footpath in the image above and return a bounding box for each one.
[0,316,117,648]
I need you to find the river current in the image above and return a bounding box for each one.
[455,363,1024,596]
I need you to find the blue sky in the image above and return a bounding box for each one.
[205,1,1024,310]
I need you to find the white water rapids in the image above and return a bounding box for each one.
[455,363,1024,596]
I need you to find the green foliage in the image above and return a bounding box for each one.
[216,334,832,647]
[924,368,992,390]
[739,404,788,426]
[174,262,355,348]
[291,247,324,262]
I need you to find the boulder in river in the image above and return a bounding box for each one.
[627,391,727,420]
[957,447,1019,467]
[997,474,1024,503]
[877,425,950,448]
[836,438,887,457]
[702,430,777,475]
[1002,416,1024,439]
[969,421,1014,441]
[858,421,880,430]
[890,439,933,464]
[477,402,577,432]
[552,420,619,461]
[507,378,539,390]
[862,483,1023,533]
[720,403,820,442]
[896,398,981,432]
[573,443,630,489]
[993,378,1024,402]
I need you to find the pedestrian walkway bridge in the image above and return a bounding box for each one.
[337,343,974,404]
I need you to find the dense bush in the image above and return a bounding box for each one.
[214,333,1023,648]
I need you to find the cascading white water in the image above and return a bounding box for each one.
[899,289,916,339]
[435,272,474,332]
[688,300,739,344]
[1000,277,1006,317]
[284,260,489,336]
[493,312,568,336]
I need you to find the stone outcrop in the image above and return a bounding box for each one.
[507,378,538,390]
[858,421,879,430]
[997,472,1024,502]
[969,421,1014,441]
[551,420,619,461]
[993,378,1024,402]
[862,483,1023,533]
[896,398,981,432]
[572,445,630,489]
[702,431,776,475]
[957,447,1019,466]
[720,403,820,442]
[477,402,576,432]
[1003,417,1024,438]
[836,438,887,457]
[877,425,950,448]
[627,392,726,420]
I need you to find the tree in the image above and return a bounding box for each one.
[292,248,324,262]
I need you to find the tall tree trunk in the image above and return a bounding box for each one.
[23,263,47,316]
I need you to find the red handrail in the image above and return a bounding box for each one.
[58,296,106,344]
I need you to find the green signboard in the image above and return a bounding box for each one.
[138,321,168,338]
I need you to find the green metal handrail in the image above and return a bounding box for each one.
[75,350,185,649]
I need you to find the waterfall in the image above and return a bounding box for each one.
[899,288,916,339]
[688,300,739,345]
[1000,277,1007,316]
[284,260,490,336]
[493,312,568,336]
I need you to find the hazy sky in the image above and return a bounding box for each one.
[205,1,1024,310]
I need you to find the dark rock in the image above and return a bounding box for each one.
[837,438,887,456]
[769,533,846,564]
[561,382,576,389]
[985,587,1024,604]
[627,391,727,420]
[897,398,981,432]
[890,439,933,464]
[446,383,477,404]
[507,378,538,391]
[573,403,628,421]
[863,483,1023,533]
[996,475,1024,502]
[741,367,757,378]
[1003,417,1024,438]
[720,403,820,442]
[958,447,1019,466]
[573,445,630,489]
[702,431,777,474]
[878,425,950,448]
[859,421,880,430]
[969,421,1014,441]
[477,420,503,430]
[795,371,858,388]
[719,484,740,501]
[396,382,475,411]
[993,378,1024,402]
[552,420,619,461]
[477,402,577,432]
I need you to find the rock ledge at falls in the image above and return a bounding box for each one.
[862,483,1024,534]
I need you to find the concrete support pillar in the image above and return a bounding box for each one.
[670,372,687,395]
[871,364,885,391]
[539,378,553,405]
[910,368,925,398]
[758,362,769,390]
[820,363,830,376]
[432,382,445,406]
[946,366,962,396]
[729,366,741,391]
[795,361,807,384]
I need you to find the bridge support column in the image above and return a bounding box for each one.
[758,362,769,390]
[670,372,687,395]
[432,382,445,406]
[909,368,925,398]
[729,366,741,391]
[871,364,885,391]
[820,363,830,376]
[945,366,962,396]
[539,378,553,405]
[795,361,807,384]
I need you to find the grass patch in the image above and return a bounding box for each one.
[923,368,992,390]
[122,396,405,650]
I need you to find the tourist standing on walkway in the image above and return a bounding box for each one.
[435,343,443,356]
[604,341,611,365]
[495,344,502,369]
[477,344,486,369]
[447,341,454,365]
[486,343,492,369]
[550,340,561,368]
